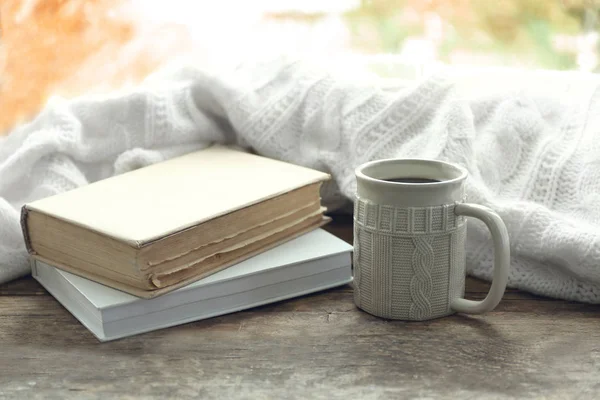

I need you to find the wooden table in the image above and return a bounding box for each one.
[1,216,599,399]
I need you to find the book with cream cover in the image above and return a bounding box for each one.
[21,144,331,298]
[32,229,353,342]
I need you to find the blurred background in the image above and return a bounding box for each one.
[1,0,599,135]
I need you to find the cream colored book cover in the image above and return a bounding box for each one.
[20,144,331,297]
[22,144,331,245]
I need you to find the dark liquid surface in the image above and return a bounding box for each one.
[382,177,441,183]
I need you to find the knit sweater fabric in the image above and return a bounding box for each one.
[1,57,600,303]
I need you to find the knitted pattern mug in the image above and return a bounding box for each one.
[353,159,510,321]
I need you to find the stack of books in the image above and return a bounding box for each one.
[21,144,353,341]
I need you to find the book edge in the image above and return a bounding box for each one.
[102,251,353,319]
[32,257,353,343]
[30,216,332,299]
[138,233,352,307]
[24,178,330,248]
[139,216,333,297]
[102,269,354,342]
[32,258,106,342]
[141,216,333,297]
[34,229,353,314]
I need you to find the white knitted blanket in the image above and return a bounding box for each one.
[1,57,600,303]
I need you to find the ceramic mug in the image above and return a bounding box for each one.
[353,158,510,321]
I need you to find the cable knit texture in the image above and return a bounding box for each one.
[353,198,467,320]
[1,57,600,303]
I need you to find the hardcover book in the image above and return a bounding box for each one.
[22,144,331,297]
[32,229,353,342]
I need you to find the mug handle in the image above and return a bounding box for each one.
[450,203,510,314]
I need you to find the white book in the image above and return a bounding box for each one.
[32,229,353,342]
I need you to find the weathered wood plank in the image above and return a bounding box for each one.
[0,294,599,399]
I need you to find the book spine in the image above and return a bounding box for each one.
[20,206,36,255]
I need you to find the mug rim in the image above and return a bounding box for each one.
[355,158,468,188]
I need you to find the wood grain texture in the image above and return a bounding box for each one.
[1,216,600,399]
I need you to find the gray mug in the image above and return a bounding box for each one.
[353,158,510,321]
